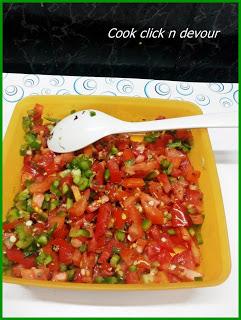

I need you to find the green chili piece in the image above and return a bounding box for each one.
[78,177,89,191]
[69,155,91,170]
[66,269,75,281]
[115,230,125,242]
[24,132,41,150]
[110,254,120,267]
[125,159,135,166]
[6,207,20,222]
[167,228,176,235]
[3,255,12,272]
[37,234,48,246]
[144,132,159,143]
[22,116,33,132]
[160,159,173,175]
[50,181,61,196]
[94,276,104,283]
[62,184,69,195]
[84,169,93,178]
[103,276,118,284]
[72,169,81,185]
[60,263,68,272]
[79,243,87,252]
[129,265,137,272]
[79,159,90,171]
[167,140,191,152]
[20,144,29,156]
[110,146,118,155]
[44,116,60,123]
[44,193,51,202]
[15,224,33,249]
[195,230,203,245]
[59,169,71,178]
[50,199,60,210]
[36,252,52,266]
[69,229,91,238]
[142,219,152,231]
[16,234,33,249]
[15,189,30,202]
[66,198,73,209]
[23,242,38,257]
[104,169,110,181]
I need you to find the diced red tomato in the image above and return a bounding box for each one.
[120,247,138,266]
[69,193,89,218]
[95,203,112,239]
[6,248,36,268]
[171,250,195,270]
[157,173,172,193]
[122,178,145,189]
[107,159,122,183]
[113,207,126,229]
[92,161,105,185]
[140,193,164,225]
[171,202,191,227]
[125,271,140,284]
[122,149,135,162]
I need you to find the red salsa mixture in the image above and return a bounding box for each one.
[3,105,204,284]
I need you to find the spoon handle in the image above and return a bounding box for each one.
[119,112,238,133]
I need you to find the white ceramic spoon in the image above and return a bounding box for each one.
[47,110,238,153]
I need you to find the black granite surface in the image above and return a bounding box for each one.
[3,3,238,82]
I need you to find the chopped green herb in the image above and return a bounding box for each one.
[90,111,96,117]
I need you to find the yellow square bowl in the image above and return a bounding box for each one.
[3,95,231,290]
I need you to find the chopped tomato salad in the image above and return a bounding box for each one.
[3,105,204,284]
